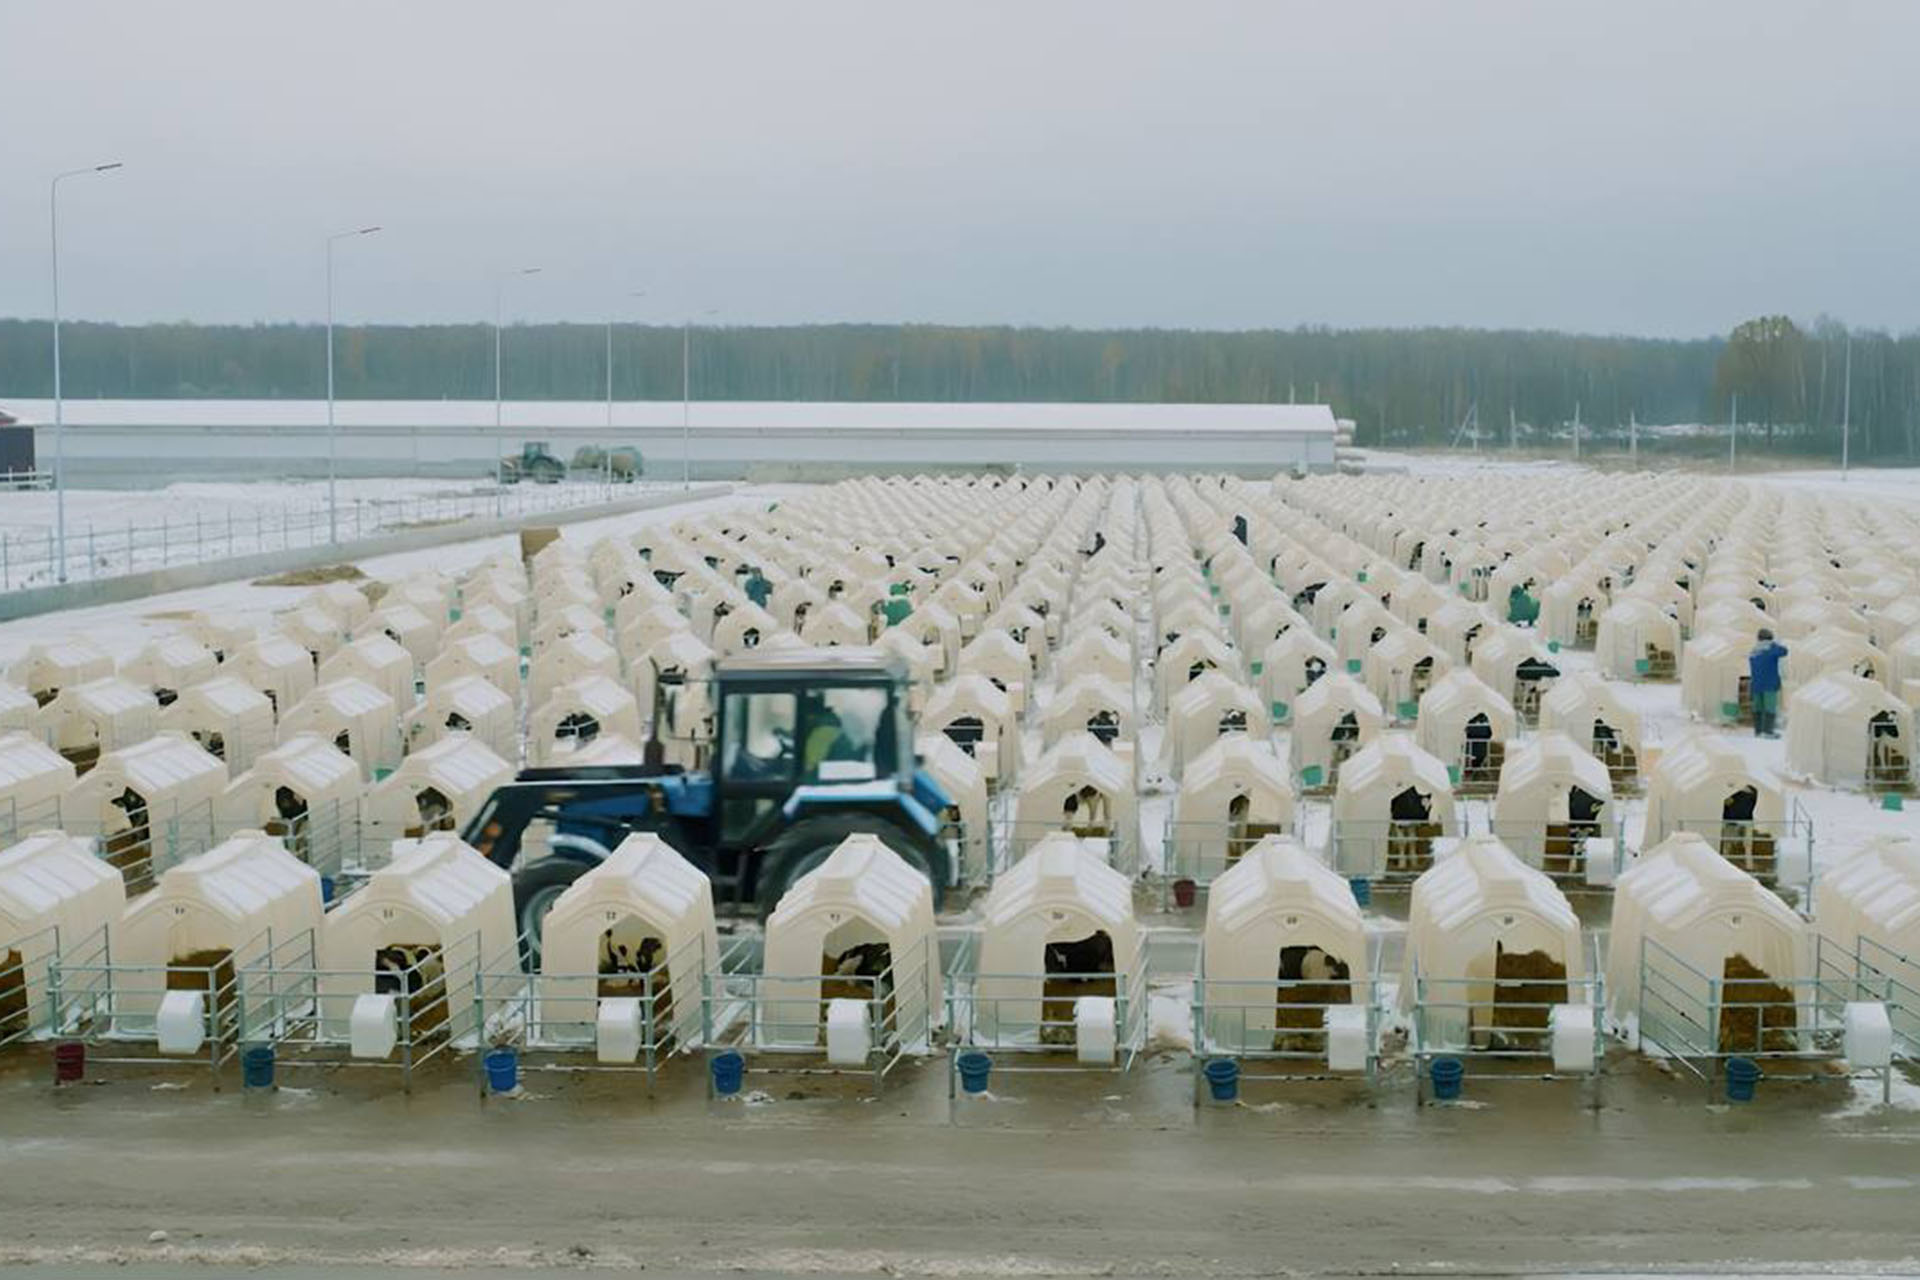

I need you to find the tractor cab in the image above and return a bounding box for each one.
[463,647,949,956]
[713,647,916,846]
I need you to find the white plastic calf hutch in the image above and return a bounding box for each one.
[1288,674,1383,792]
[403,674,517,760]
[0,683,35,734]
[277,606,348,669]
[1641,733,1790,879]
[969,832,1144,1057]
[65,734,227,888]
[1199,835,1371,1059]
[1398,835,1590,1063]
[758,834,943,1056]
[1260,628,1339,724]
[1787,673,1914,791]
[37,677,159,772]
[528,630,621,709]
[1594,598,1682,681]
[307,581,373,632]
[318,634,417,713]
[219,734,364,874]
[1680,631,1759,726]
[0,832,123,1041]
[231,635,319,719]
[159,676,275,775]
[1538,672,1645,789]
[1166,673,1269,779]
[1168,735,1293,882]
[914,733,990,881]
[318,834,515,1044]
[920,675,1018,785]
[363,735,512,846]
[114,832,324,1032]
[1414,669,1517,793]
[0,733,76,841]
[120,636,219,706]
[1492,732,1617,880]
[1470,628,1561,724]
[1041,673,1137,752]
[360,602,441,668]
[1816,837,1920,1048]
[1606,833,1808,1061]
[538,833,720,1058]
[7,638,112,707]
[1332,733,1459,879]
[425,633,520,703]
[1363,628,1450,719]
[278,678,402,781]
[1013,732,1138,866]
[529,675,644,766]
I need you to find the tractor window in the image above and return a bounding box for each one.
[721,692,797,782]
[803,686,890,782]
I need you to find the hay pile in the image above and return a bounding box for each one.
[1718,953,1797,1054]
[253,564,366,588]
[1491,945,1566,1037]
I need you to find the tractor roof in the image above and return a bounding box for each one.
[716,645,905,684]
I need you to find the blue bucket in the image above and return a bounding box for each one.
[319,875,336,905]
[1203,1057,1241,1102]
[956,1050,993,1095]
[1349,877,1372,909]
[1725,1056,1761,1103]
[484,1047,518,1094]
[709,1050,746,1096]
[1429,1056,1465,1101]
[241,1045,275,1090]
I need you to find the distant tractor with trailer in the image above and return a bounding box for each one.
[569,444,645,482]
[461,648,953,959]
[499,441,567,485]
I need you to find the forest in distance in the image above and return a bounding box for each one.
[2,314,1916,459]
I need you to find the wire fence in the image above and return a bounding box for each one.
[0,479,661,593]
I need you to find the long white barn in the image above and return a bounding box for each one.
[1,399,1337,483]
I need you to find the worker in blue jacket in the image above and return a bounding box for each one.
[1748,628,1788,738]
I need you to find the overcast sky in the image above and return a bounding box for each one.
[3,0,1916,337]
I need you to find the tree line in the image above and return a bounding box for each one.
[1,317,1915,457]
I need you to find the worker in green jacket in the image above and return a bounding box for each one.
[1508,583,1540,627]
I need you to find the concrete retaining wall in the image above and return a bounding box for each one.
[0,484,735,623]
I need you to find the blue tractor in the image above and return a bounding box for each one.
[461,647,952,960]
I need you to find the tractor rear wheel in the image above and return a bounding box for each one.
[758,813,944,912]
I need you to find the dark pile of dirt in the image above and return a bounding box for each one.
[253,564,367,588]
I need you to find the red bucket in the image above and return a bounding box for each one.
[1172,879,1198,909]
[52,1040,85,1084]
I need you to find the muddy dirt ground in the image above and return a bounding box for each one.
[2,1044,1917,1277]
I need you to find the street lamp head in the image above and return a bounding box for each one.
[94,162,124,173]
[358,225,381,236]
[520,266,543,276]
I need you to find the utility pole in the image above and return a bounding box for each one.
[50,161,123,583]
[1572,401,1581,462]
[1841,335,1853,480]
[1509,405,1517,451]
[325,225,381,545]
[1629,410,1638,468]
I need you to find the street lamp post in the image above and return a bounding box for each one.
[325,226,381,544]
[49,161,123,584]
[682,309,717,489]
[493,266,542,480]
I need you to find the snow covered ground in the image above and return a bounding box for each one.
[0,484,784,667]
[0,477,676,591]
